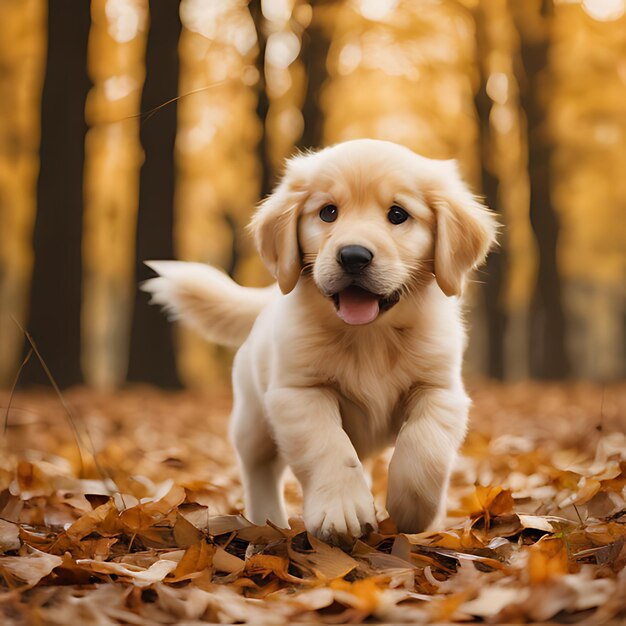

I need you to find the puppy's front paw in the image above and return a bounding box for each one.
[303,469,377,546]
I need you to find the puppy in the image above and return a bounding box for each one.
[143,139,497,544]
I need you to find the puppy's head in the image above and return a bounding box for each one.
[250,139,497,325]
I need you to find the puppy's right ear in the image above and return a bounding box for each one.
[249,154,310,294]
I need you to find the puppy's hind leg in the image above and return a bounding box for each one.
[230,397,288,528]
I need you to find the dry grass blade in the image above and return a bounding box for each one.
[2,347,32,435]
[8,316,113,486]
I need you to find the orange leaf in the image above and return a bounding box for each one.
[573,478,601,505]
[66,500,120,541]
[453,486,514,526]
[169,540,215,582]
[528,537,569,584]
[245,553,305,583]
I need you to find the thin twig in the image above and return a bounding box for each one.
[3,347,33,434]
[9,316,115,489]
[572,503,584,527]
[122,81,229,124]
[10,315,87,477]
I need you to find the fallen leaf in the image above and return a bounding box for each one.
[330,577,381,612]
[459,584,528,617]
[66,500,120,541]
[0,547,63,586]
[76,556,178,587]
[213,546,245,574]
[528,537,569,584]
[245,553,305,583]
[0,518,20,552]
[168,540,215,582]
[288,534,358,580]
[455,485,515,524]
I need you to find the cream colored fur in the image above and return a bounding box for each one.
[143,139,498,544]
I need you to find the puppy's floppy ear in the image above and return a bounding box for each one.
[427,160,498,297]
[249,154,309,294]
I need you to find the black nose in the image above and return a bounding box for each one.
[338,245,374,273]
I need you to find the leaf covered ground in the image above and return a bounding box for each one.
[0,382,625,624]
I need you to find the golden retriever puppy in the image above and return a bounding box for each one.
[143,139,497,544]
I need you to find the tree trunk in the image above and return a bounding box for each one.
[249,0,272,200]
[297,6,331,150]
[511,0,570,378]
[127,0,181,387]
[473,4,507,379]
[23,0,91,387]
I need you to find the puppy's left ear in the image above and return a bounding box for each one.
[428,161,499,297]
[249,154,309,294]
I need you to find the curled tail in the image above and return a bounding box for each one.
[142,261,277,348]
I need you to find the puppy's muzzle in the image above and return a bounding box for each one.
[337,245,374,274]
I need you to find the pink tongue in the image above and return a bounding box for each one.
[337,286,380,325]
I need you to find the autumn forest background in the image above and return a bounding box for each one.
[0,0,624,391]
[0,1,625,623]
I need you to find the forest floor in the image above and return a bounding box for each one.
[0,381,624,624]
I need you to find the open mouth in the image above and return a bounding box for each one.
[330,286,401,325]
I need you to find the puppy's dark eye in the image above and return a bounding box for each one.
[388,205,409,225]
[319,204,338,223]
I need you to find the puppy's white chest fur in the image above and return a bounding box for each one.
[256,283,461,460]
[313,327,416,455]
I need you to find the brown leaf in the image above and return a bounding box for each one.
[66,500,120,541]
[206,514,252,536]
[213,546,245,574]
[172,512,203,548]
[169,540,215,582]
[454,486,515,525]
[288,534,358,580]
[459,584,527,617]
[0,547,63,586]
[573,477,602,505]
[75,555,178,587]
[528,537,569,584]
[244,553,303,584]
[0,518,20,553]
[119,485,185,534]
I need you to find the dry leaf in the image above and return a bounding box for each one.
[459,584,527,617]
[454,485,514,524]
[288,534,358,580]
[528,537,570,584]
[66,500,119,541]
[0,518,20,552]
[76,556,178,587]
[169,540,215,581]
[214,546,245,574]
[0,547,63,585]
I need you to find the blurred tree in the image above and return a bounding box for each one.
[473,1,507,379]
[261,0,308,182]
[510,0,570,379]
[549,3,626,380]
[127,0,181,388]
[174,0,260,388]
[82,0,148,390]
[0,0,46,387]
[250,0,273,199]
[298,1,331,150]
[24,0,91,387]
